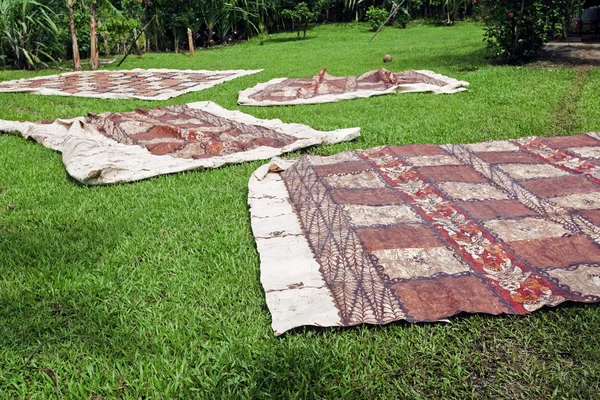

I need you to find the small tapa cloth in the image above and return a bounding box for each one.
[0,68,262,100]
[0,101,359,184]
[238,68,469,106]
[249,134,600,335]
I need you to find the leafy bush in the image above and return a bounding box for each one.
[395,6,410,29]
[366,6,389,31]
[0,0,62,69]
[282,2,318,39]
[478,0,576,63]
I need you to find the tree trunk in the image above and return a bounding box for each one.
[102,32,110,56]
[68,1,82,71]
[0,36,5,66]
[511,0,526,58]
[187,28,195,56]
[89,0,99,70]
[133,28,142,56]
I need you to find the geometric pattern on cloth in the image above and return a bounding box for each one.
[248,133,600,335]
[238,68,469,106]
[0,68,262,100]
[86,105,300,159]
[0,102,359,184]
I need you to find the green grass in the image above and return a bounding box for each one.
[1,22,599,399]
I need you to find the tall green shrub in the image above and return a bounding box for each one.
[479,0,578,63]
[0,0,62,69]
[366,6,389,31]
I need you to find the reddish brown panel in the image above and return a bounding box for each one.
[393,274,512,321]
[544,134,600,149]
[508,235,600,269]
[477,152,544,164]
[130,125,182,140]
[312,161,371,176]
[145,142,184,155]
[253,137,287,147]
[356,224,442,251]
[330,188,403,206]
[389,144,447,157]
[579,209,600,226]
[521,176,599,198]
[418,165,487,183]
[456,199,539,220]
[156,79,181,86]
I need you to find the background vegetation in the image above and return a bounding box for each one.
[2,0,600,68]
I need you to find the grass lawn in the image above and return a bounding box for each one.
[1,22,600,398]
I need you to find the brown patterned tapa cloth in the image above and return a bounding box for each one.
[238,68,469,106]
[0,102,359,184]
[0,68,262,100]
[249,134,600,335]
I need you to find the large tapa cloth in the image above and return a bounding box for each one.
[249,134,600,335]
[0,102,359,184]
[0,69,262,100]
[238,68,469,106]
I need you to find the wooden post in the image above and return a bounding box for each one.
[187,28,195,57]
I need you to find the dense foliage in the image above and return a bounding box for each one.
[366,5,389,31]
[0,0,62,69]
[0,0,481,69]
[478,0,581,63]
[0,0,597,68]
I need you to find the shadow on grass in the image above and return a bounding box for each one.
[392,47,491,70]
[276,300,600,338]
[264,36,317,44]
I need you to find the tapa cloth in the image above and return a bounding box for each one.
[249,134,600,335]
[0,69,262,100]
[238,68,468,106]
[0,102,359,184]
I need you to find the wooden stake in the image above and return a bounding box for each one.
[188,28,195,57]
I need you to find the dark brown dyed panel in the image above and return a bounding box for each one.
[312,161,370,176]
[356,224,442,250]
[418,165,487,183]
[477,151,543,164]
[330,188,403,205]
[579,209,600,226]
[544,134,600,148]
[456,199,539,219]
[393,274,512,321]
[521,176,598,198]
[509,235,600,269]
[390,144,446,157]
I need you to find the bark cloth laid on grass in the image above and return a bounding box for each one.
[249,134,600,335]
[0,69,262,100]
[238,68,469,106]
[0,102,359,184]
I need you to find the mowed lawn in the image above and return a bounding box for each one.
[1,22,599,398]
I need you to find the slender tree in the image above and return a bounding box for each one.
[66,0,82,71]
[89,0,99,69]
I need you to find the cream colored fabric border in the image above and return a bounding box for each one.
[0,101,360,185]
[0,68,263,100]
[238,69,469,106]
[248,159,342,335]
